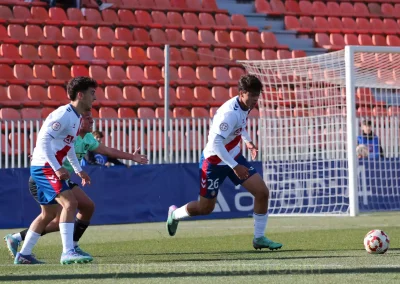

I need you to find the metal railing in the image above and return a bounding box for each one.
[0,117,261,168]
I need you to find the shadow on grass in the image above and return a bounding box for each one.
[1,267,399,281]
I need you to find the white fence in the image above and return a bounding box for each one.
[1,116,400,169]
[0,117,261,168]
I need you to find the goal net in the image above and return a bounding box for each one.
[239,46,400,216]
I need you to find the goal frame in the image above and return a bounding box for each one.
[240,45,400,217]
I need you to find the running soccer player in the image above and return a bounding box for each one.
[166,74,283,251]
[13,77,95,265]
[5,110,148,261]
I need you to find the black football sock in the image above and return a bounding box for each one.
[73,218,90,243]
[20,228,47,241]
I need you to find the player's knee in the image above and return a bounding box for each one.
[255,187,270,203]
[63,197,78,212]
[79,199,95,217]
[41,210,58,222]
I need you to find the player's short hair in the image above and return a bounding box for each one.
[362,120,372,126]
[67,77,98,101]
[238,74,263,95]
[92,130,104,139]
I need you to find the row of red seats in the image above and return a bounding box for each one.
[286,16,400,35]
[0,6,248,32]
[315,33,400,50]
[0,63,245,87]
[0,85,242,109]
[0,43,304,65]
[267,106,399,118]
[85,0,222,13]
[0,0,224,14]
[1,24,286,50]
[256,0,400,19]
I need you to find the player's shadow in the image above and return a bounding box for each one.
[1,267,399,281]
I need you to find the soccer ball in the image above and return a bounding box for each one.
[363,229,390,254]
[356,144,369,158]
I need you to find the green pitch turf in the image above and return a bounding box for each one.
[0,212,399,284]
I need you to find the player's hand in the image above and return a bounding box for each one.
[233,164,250,180]
[55,168,70,180]
[132,147,149,164]
[246,142,258,160]
[77,171,91,186]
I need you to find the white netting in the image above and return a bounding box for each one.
[240,48,400,215]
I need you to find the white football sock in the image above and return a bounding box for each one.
[60,223,74,253]
[73,241,79,247]
[253,213,268,238]
[19,230,40,255]
[12,233,22,242]
[173,204,191,221]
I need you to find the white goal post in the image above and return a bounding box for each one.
[239,46,400,216]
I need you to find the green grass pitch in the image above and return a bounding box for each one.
[0,212,399,284]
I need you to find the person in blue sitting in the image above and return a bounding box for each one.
[357,120,384,159]
[82,130,127,167]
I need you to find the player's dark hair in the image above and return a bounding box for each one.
[238,74,263,95]
[363,120,372,126]
[92,130,104,139]
[67,77,98,101]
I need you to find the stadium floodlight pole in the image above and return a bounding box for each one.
[345,45,359,217]
[164,44,170,163]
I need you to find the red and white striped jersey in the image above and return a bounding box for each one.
[31,104,82,172]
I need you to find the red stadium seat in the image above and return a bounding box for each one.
[118,107,137,118]
[99,107,118,118]
[246,49,262,60]
[137,107,155,118]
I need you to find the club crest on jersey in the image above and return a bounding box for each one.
[219,122,229,131]
[52,122,61,131]
[63,135,74,144]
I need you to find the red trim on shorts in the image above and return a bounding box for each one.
[199,159,209,197]
[206,135,241,164]
[41,167,62,194]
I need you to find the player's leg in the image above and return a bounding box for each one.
[166,158,228,236]
[14,204,59,264]
[55,189,92,264]
[4,176,62,258]
[70,184,95,258]
[229,155,282,250]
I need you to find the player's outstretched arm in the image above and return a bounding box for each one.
[241,129,258,160]
[94,144,149,165]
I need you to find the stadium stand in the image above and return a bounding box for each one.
[0,0,397,159]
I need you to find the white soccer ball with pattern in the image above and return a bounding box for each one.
[356,144,369,158]
[363,229,390,254]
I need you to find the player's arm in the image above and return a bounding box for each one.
[241,129,258,160]
[93,144,148,164]
[66,143,82,174]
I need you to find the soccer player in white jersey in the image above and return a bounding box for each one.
[14,77,96,265]
[5,110,148,262]
[166,74,283,250]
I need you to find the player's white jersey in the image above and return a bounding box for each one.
[203,96,249,165]
[31,104,82,170]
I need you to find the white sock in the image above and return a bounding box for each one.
[12,233,22,242]
[173,204,191,221]
[253,213,268,238]
[73,241,78,247]
[60,223,74,253]
[19,230,40,255]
